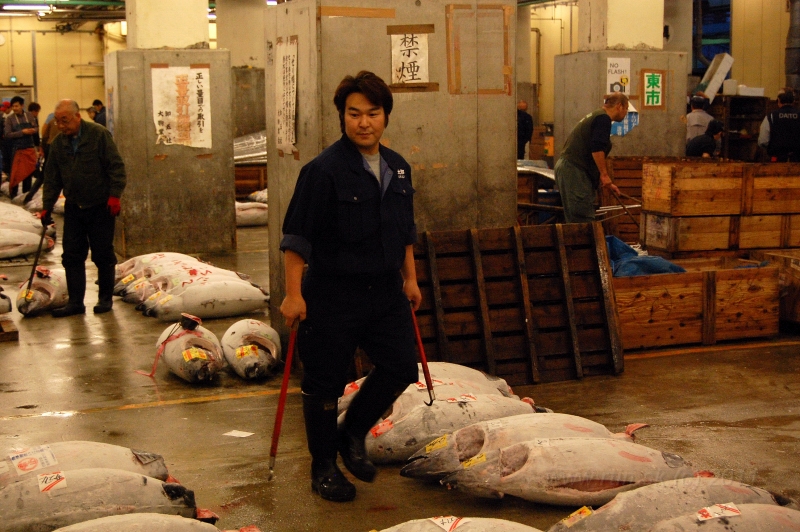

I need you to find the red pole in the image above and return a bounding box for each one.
[410,308,435,406]
[268,328,297,481]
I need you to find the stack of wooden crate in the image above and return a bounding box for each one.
[640,162,800,258]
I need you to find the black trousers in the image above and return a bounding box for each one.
[62,201,117,271]
[297,271,418,398]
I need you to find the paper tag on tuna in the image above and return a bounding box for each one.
[182,347,208,362]
[696,502,741,521]
[446,394,477,403]
[425,435,448,454]
[159,295,173,305]
[369,419,394,438]
[24,289,34,301]
[428,516,472,531]
[413,379,449,390]
[121,274,135,284]
[461,453,486,469]
[236,345,259,359]
[10,445,58,475]
[147,291,163,301]
[560,506,593,527]
[38,471,67,492]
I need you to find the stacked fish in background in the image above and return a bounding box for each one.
[0,201,55,259]
[149,317,282,384]
[114,252,269,321]
[235,201,268,227]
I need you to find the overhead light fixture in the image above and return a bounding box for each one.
[3,5,50,10]
[266,0,278,5]
[120,20,127,36]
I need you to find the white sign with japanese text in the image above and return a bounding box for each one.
[275,37,298,152]
[151,65,212,148]
[391,34,429,84]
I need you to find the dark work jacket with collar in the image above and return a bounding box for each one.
[42,119,126,211]
[281,134,416,276]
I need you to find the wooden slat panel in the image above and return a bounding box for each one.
[556,225,583,378]
[714,267,780,340]
[513,225,540,383]
[702,270,716,345]
[425,232,451,361]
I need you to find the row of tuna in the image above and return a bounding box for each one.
[114,252,269,321]
[0,201,56,259]
[235,201,267,227]
[0,440,260,532]
[149,317,282,382]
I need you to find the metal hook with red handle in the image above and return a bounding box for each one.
[410,306,435,406]
[268,327,297,481]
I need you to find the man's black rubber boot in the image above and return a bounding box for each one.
[94,264,115,314]
[339,368,409,483]
[52,304,86,318]
[303,393,356,502]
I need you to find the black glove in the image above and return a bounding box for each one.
[40,210,53,227]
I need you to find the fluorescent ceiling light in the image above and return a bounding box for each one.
[267,0,278,5]
[3,5,50,10]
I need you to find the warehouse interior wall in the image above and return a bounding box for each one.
[731,0,791,99]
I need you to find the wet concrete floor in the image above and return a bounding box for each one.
[1,214,799,531]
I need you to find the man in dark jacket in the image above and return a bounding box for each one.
[758,88,800,162]
[92,99,107,127]
[280,71,421,502]
[41,99,126,317]
[517,100,534,159]
[686,119,724,158]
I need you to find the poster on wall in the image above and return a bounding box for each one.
[606,58,631,95]
[275,36,298,153]
[611,102,639,137]
[642,69,666,110]
[391,34,429,84]
[151,64,212,148]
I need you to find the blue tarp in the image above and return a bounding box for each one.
[606,236,686,277]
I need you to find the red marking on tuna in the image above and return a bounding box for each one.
[370,419,394,438]
[618,451,652,462]
[556,479,634,492]
[563,423,594,433]
[694,470,715,477]
[343,382,360,395]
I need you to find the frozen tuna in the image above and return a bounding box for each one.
[379,517,543,532]
[53,513,220,531]
[235,201,268,226]
[339,362,517,414]
[0,286,11,314]
[16,267,68,316]
[401,413,646,481]
[156,323,225,383]
[1,467,196,532]
[221,319,282,379]
[648,503,800,531]
[364,394,535,464]
[0,227,54,259]
[547,477,798,532]
[441,438,696,506]
[142,279,269,321]
[1,441,169,489]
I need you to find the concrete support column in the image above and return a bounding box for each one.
[216,0,267,68]
[517,5,534,122]
[126,0,209,49]
[579,0,665,52]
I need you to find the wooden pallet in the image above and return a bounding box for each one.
[412,222,623,385]
[0,317,19,342]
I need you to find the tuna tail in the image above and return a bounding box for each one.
[399,456,443,482]
[770,491,800,510]
[162,481,196,508]
[613,422,650,441]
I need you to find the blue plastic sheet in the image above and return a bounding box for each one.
[605,235,686,277]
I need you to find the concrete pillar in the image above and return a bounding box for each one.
[579,0,665,52]
[126,0,209,49]
[216,0,267,68]
[517,5,534,123]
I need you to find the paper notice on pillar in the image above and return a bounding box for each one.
[391,34,429,84]
[611,102,639,137]
[275,36,298,153]
[607,58,631,95]
[151,65,212,149]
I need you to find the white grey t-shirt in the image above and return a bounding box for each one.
[363,152,381,184]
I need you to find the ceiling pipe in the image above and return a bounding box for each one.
[787,0,800,91]
[693,0,711,68]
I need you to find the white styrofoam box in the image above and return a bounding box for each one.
[738,85,765,97]
[722,79,738,95]
[699,53,734,102]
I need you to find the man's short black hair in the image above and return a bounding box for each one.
[690,95,707,109]
[333,71,393,134]
[10,96,24,106]
[778,89,795,105]
[92,99,103,107]
[28,102,40,113]
[706,119,724,136]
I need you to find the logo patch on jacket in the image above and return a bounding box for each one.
[397,169,406,179]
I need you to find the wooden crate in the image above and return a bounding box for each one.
[750,249,800,323]
[234,164,267,199]
[0,317,18,342]
[613,259,779,350]
[641,213,800,253]
[749,163,800,214]
[413,223,622,385]
[642,162,747,216]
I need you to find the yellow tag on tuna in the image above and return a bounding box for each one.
[182,347,208,362]
[561,506,593,528]
[425,435,448,454]
[461,453,486,469]
[121,274,135,284]
[158,295,172,305]
[147,291,162,301]
[236,345,258,359]
[24,289,34,300]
